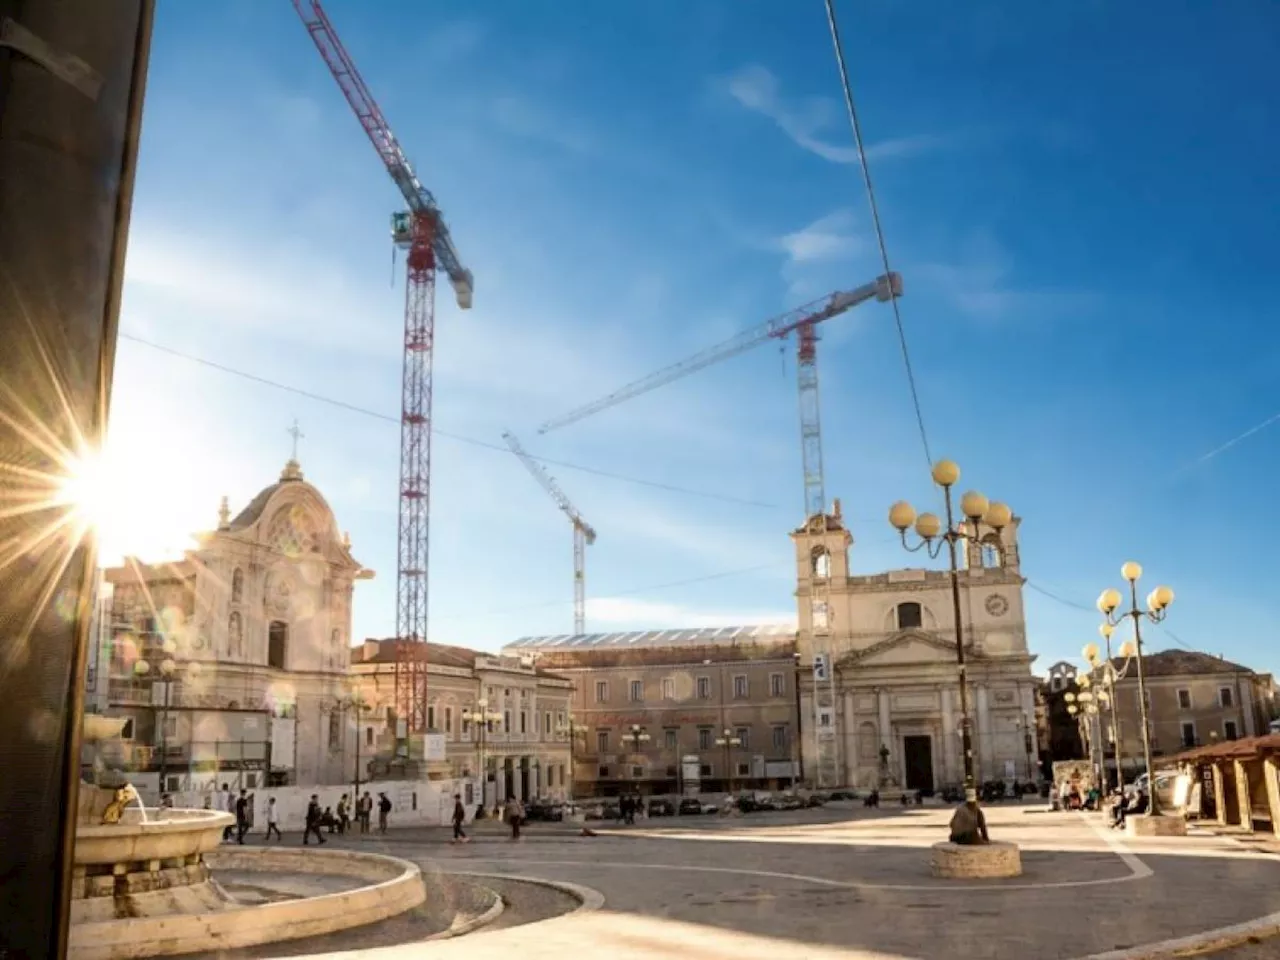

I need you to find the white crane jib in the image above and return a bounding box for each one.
[501,431,597,636]
[537,272,902,520]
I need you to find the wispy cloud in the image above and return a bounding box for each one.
[587,596,795,629]
[724,65,941,165]
[779,209,863,265]
[489,94,597,155]
[912,231,1097,324]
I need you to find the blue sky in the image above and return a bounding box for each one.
[107,0,1279,677]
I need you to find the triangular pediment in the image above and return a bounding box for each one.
[839,630,972,668]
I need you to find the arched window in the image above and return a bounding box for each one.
[231,568,244,604]
[228,612,243,657]
[981,536,1003,569]
[268,620,288,669]
[896,602,923,629]
[811,546,831,579]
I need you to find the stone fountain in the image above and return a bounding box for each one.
[71,714,236,927]
[70,714,428,960]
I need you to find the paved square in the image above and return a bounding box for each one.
[244,803,1280,959]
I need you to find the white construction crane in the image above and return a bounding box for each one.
[502,431,597,636]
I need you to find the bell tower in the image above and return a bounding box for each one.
[791,499,852,789]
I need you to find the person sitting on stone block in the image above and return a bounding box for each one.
[949,790,990,845]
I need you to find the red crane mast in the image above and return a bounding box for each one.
[291,1,473,735]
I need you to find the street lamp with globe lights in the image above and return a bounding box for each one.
[1082,626,1140,792]
[627,724,651,789]
[461,699,502,810]
[1097,563,1175,816]
[715,728,742,793]
[888,458,1013,808]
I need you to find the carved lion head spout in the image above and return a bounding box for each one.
[101,784,139,825]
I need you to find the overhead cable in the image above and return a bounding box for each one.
[821,0,932,469]
[118,332,778,509]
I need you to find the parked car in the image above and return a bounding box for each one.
[828,789,857,801]
[776,794,806,811]
[647,798,676,817]
[677,798,703,816]
[806,792,828,807]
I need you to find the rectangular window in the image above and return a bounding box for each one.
[1219,687,1234,708]
[696,676,710,699]
[697,728,712,750]
[597,730,609,752]
[328,712,340,749]
[504,710,511,733]
[770,672,785,697]
[662,677,675,700]
[462,711,472,736]
[595,680,608,703]
[445,707,453,734]
[365,726,374,746]
[598,765,610,778]
[772,725,787,750]
[1224,720,1239,740]
[666,765,678,777]
[557,711,565,735]
[1181,722,1196,748]
[1177,689,1192,710]
[629,679,644,702]
[736,762,750,776]
[520,711,527,734]
[427,705,436,730]
[162,716,177,739]
[664,729,678,750]
[631,765,644,778]
[733,675,748,699]
[735,726,749,750]
[544,712,552,735]
[700,763,712,777]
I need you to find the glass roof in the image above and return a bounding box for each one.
[506,623,797,651]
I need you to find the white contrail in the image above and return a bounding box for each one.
[1175,410,1280,475]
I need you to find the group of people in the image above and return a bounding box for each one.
[617,792,644,824]
[202,783,392,844]
[1051,781,1102,811]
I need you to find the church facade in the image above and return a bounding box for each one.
[794,501,1038,793]
[102,457,373,794]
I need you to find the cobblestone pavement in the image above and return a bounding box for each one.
[251,803,1280,960]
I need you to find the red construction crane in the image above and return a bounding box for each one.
[291,1,473,735]
[502,431,597,636]
[538,274,901,519]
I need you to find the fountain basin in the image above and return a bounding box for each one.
[75,808,232,866]
[70,847,426,960]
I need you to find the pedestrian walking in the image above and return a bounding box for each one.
[303,794,326,845]
[360,791,373,833]
[505,796,524,840]
[337,794,350,835]
[377,792,391,834]
[235,789,249,844]
[265,797,283,842]
[219,783,234,841]
[451,794,469,843]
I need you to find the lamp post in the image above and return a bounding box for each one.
[715,728,741,793]
[462,698,502,809]
[1013,713,1035,783]
[1067,689,1101,787]
[555,714,578,801]
[334,692,370,798]
[134,640,180,796]
[889,458,1013,807]
[1082,628,1138,792]
[628,724,651,793]
[1097,563,1175,816]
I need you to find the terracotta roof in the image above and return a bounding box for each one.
[1167,732,1280,765]
[1108,649,1253,678]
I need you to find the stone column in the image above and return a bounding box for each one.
[843,691,856,786]
[1264,758,1280,840]
[940,687,956,785]
[1234,760,1253,832]
[976,684,992,782]
[1211,763,1227,826]
[877,688,892,781]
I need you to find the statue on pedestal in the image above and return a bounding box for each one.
[878,743,898,787]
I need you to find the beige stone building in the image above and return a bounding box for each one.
[349,639,573,808]
[795,501,1038,792]
[1095,650,1275,772]
[504,627,799,797]
[101,457,373,795]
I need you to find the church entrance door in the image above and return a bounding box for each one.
[903,735,934,793]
